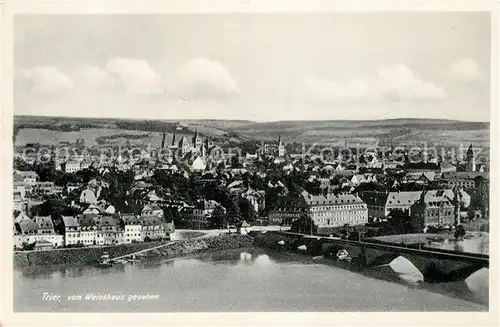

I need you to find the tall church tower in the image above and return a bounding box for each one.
[202,137,210,158]
[172,130,176,145]
[192,130,202,151]
[465,144,476,172]
[278,133,285,158]
[161,131,166,149]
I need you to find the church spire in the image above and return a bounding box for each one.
[161,131,166,149]
[277,133,285,157]
[465,144,476,172]
[466,144,474,159]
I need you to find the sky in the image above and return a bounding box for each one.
[14,13,491,122]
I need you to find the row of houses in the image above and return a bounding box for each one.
[13,172,63,201]
[266,187,470,233]
[13,212,175,250]
[359,188,469,225]
[301,169,486,195]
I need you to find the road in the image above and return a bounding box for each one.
[175,226,291,240]
[106,241,176,262]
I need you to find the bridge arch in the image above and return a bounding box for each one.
[388,256,424,284]
[361,245,488,283]
[396,253,487,283]
[465,267,489,303]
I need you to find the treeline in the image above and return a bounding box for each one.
[13,123,100,142]
[14,123,101,132]
[115,120,178,133]
[95,133,151,144]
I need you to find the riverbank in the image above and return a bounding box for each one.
[14,235,253,267]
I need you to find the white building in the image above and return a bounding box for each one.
[14,170,38,189]
[65,160,83,173]
[62,216,81,246]
[191,156,207,172]
[82,204,102,214]
[104,204,116,214]
[141,204,164,218]
[34,216,64,248]
[301,190,368,228]
[78,215,98,246]
[15,216,64,248]
[80,189,98,204]
[13,181,26,200]
[122,215,143,243]
[116,230,125,245]
[79,228,98,246]
[351,174,377,186]
[140,216,166,241]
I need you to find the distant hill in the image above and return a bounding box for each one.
[226,119,490,148]
[13,115,490,149]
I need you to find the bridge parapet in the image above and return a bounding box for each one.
[254,231,489,282]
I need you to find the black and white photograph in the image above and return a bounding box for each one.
[1,1,498,325]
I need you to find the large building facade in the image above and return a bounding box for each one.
[301,190,368,228]
[267,191,369,228]
[410,190,459,230]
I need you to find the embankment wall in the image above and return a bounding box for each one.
[14,235,253,267]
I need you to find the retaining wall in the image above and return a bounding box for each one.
[14,235,254,267]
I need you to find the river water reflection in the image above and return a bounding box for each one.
[427,232,489,255]
[14,248,488,312]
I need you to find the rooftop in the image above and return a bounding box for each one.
[386,191,421,206]
[300,190,365,206]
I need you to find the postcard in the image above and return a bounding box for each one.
[1,1,498,326]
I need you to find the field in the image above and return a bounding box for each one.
[13,116,490,152]
[229,119,490,148]
[15,128,200,148]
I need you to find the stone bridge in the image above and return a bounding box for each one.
[257,231,489,283]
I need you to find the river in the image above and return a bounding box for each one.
[14,248,488,312]
[428,232,489,255]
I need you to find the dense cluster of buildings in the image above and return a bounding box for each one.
[13,127,490,249]
[13,210,175,251]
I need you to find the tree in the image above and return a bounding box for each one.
[75,168,99,184]
[220,193,241,225]
[290,214,317,235]
[238,198,257,223]
[305,180,321,195]
[164,207,189,228]
[471,177,489,218]
[30,199,70,217]
[13,157,32,171]
[21,241,36,251]
[230,155,242,168]
[209,205,227,229]
[454,225,466,240]
[388,209,414,234]
[33,161,58,182]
